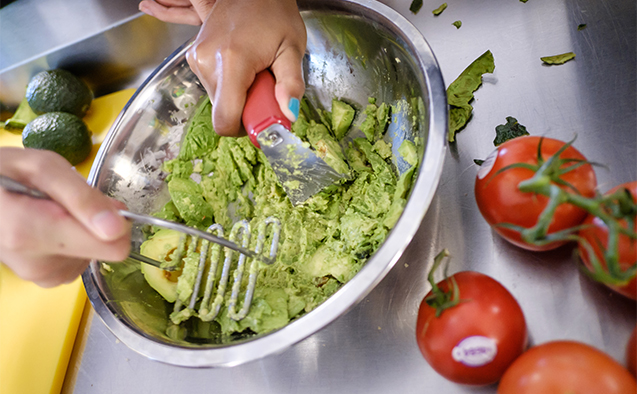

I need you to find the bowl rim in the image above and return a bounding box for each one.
[82,0,448,367]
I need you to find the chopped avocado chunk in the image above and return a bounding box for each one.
[398,140,418,166]
[291,112,310,139]
[331,99,355,140]
[354,138,395,185]
[376,102,390,137]
[373,140,393,159]
[167,177,214,228]
[384,166,416,229]
[178,97,219,160]
[4,98,38,131]
[360,101,379,142]
[314,139,351,176]
[346,143,372,174]
[306,121,350,176]
[303,244,360,283]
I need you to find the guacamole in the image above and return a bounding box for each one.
[140,96,418,338]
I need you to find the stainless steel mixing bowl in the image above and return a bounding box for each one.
[82,0,447,367]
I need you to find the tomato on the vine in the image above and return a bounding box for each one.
[475,136,597,251]
[578,181,637,300]
[498,340,637,394]
[416,251,527,385]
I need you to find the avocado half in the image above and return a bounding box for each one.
[140,229,183,303]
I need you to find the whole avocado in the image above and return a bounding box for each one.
[25,69,93,117]
[22,112,93,165]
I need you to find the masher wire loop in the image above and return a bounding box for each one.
[169,217,281,324]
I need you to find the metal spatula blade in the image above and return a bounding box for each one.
[256,124,346,205]
[243,70,347,206]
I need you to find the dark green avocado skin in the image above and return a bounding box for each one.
[26,69,93,118]
[22,112,92,165]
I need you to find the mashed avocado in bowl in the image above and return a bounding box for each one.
[137,95,418,339]
[83,0,446,367]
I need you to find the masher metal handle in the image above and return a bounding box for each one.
[0,175,264,267]
[117,210,259,260]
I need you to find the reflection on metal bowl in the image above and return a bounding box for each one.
[82,0,447,367]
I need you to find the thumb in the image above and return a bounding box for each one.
[270,47,306,123]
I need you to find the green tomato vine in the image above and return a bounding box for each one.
[493,137,636,286]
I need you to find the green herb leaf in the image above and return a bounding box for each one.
[452,20,462,29]
[409,0,423,14]
[494,116,530,146]
[447,50,496,142]
[541,52,576,65]
[474,159,485,166]
[433,3,447,16]
[577,23,587,30]
[520,0,528,3]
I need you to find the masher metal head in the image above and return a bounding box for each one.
[166,216,281,324]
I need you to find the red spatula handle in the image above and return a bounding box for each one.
[242,70,292,148]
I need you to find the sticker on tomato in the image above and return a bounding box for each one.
[452,336,498,367]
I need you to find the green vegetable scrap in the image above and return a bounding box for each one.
[409,0,423,14]
[433,3,447,16]
[577,24,587,30]
[138,97,419,338]
[541,52,576,65]
[452,21,462,29]
[446,50,496,142]
[4,98,38,132]
[494,116,529,146]
[473,159,485,166]
[520,0,528,3]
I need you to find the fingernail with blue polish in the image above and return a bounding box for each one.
[288,98,300,121]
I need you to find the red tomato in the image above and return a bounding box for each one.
[578,181,637,300]
[498,340,637,394]
[628,325,637,377]
[416,271,527,385]
[475,136,597,251]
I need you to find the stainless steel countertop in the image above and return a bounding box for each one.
[3,0,635,392]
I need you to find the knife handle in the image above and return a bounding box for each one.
[243,70,292,148]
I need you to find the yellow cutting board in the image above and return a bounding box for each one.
[0,88,136,394]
